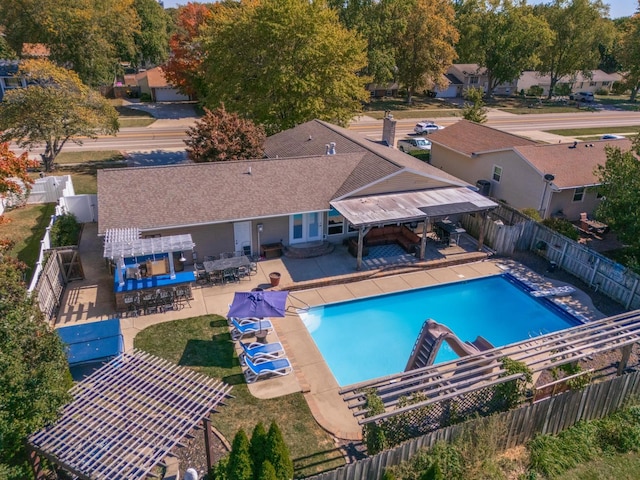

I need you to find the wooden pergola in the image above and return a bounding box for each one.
[341,310,640,425]
[28,350,233,480]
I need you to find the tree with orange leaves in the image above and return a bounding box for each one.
[162,2,214,97]
[0,143,38,213]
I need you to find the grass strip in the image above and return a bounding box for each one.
[134,315,345,477]
[545,126,640,137]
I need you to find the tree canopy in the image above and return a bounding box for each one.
[132,0,170,67]
[0,60,119,172]
[0,251,72,479]
[199,0,369,134]
[455,0,551,96]
[535,0,615,98]
[0,143,38,205]
[395,0,459,103]
[595,141,640,269]
[461,86,488,123]
[615,7,640,100]
[184,105,266,163]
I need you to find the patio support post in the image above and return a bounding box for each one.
[117,256,126,287]
[618,344,633,376]
[356,227,365,271]
[478,211,487,251]
[27,446,46,480]
[202,416,215,472]
[168,253,176,280]
[419,218,428,260]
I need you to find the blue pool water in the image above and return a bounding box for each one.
[299,275,580,386]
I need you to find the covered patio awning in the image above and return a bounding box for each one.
[330,186,498,227]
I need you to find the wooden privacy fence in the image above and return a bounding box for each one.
[462,203,640,310]
[304,371,640,480]
[34,248,84,322]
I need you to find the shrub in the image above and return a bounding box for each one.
[250,422,268,478]
[541,217,579,241]
[50,213,81,247]
[527,85,543,97]
[139,92,152,102]
[210,456,229,480]
[595,88,609,96]
[494,358,532,409]
[265,421,293,480]
[227,429,252,480]
[256,460,277,480]
[363,390,387,454]
[520,208,542,221]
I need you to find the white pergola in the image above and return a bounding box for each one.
[103,228,195,286]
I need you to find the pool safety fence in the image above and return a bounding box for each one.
[461,202,640,311]
[306,369,640,480]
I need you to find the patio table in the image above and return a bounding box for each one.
[435,220,466,246]
[203,256,250,273]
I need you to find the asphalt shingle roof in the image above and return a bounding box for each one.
[428,119,537,156]
[514,139,633,189]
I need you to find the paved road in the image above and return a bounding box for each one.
[14,105,640,156]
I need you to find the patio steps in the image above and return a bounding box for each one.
[284,241,335,259]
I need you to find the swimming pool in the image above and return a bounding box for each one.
[299,274,580,386]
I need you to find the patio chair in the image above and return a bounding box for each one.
[123,293,140,317]
[238,340,285,365]
[209,270,224,285]
[173,286,191,309]
[223,268,239,283]
[228,316,262,326]
[230,317,273,341]
[243,356,292,383]
[194,263,208,283]
[237,265,249,280]
[249,262,258,275]
[141,291,159,315]
[157,289,174,312]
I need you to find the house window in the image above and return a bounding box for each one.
[602,81,610,87]
[327,208,344,236]
[469,76,479,85]
[573,187,585,202]
[590,81,597,87]
[3,77,22,89]
[492,165,503,182]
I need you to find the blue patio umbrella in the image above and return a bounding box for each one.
[227,291,289,319]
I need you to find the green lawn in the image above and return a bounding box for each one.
[54,151,127,194]
[0,203,56,280]
[545,126,640,137]
[560,453,640,479]
[134,315,345,477]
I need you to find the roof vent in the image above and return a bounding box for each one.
[326,142,336,155]
[569,141,578,149]
[308,135,312,141]
[247,166,252,175]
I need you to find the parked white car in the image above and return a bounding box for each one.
[413,121,444,134]
[600,134,625,140]
[397,137,432,152]
[569,91,594,102]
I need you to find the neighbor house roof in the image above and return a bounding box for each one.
[136,66,171,88]
[0,59,19,77]
[514,139,633,189]
[428,119,537,156]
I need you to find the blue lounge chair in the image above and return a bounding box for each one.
[243,356,292,383]
[228,316,262,326]
[239,340,285,365]
[230,317,273,341]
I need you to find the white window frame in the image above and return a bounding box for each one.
[573,187,585,202]
[327,208,345,236]
[492,165,503,182]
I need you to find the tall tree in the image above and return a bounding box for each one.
[536,0,615,98]
[265,421,293,480]
[595,142,640,268]
[455,0,552,96]
[0,36,17,59]
[616,7,640,100]
[461,86,488,123]
[0,144,38,213]
[132,0,170,67]
[184,105,266,163]
[200,0,369,134]
[0,60,119,172]
[395,0,459,104]
[162,2,214,97]
[0,252,72,479]
[227,429,253,480]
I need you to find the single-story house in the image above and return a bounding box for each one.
[136,66,191,102]
[436,64,518,97]
[0,59,25,101]
[97,120,498,269]
[428,120,633,219]
[517,70,623,96]
[367,82,400,98]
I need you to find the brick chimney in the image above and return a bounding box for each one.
[382,112,396,148]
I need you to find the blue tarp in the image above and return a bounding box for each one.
[57,318,124,366]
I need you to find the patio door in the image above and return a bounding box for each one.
[290,213,323,244]
[233,221,252,255]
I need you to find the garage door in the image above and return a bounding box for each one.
[154,88,190,102]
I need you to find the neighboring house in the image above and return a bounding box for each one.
[367,82,399,98]
[517,70,623,96]
[439,64,518,97]
[0,60,25,101]
[433,73,464,98]
[97,120,497,268]
[429,120,632,219]
[136,66,191,102]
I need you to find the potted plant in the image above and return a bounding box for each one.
[269,272,281,287]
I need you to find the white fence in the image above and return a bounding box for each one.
[60,194,98,223]
[28,204,65,293]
